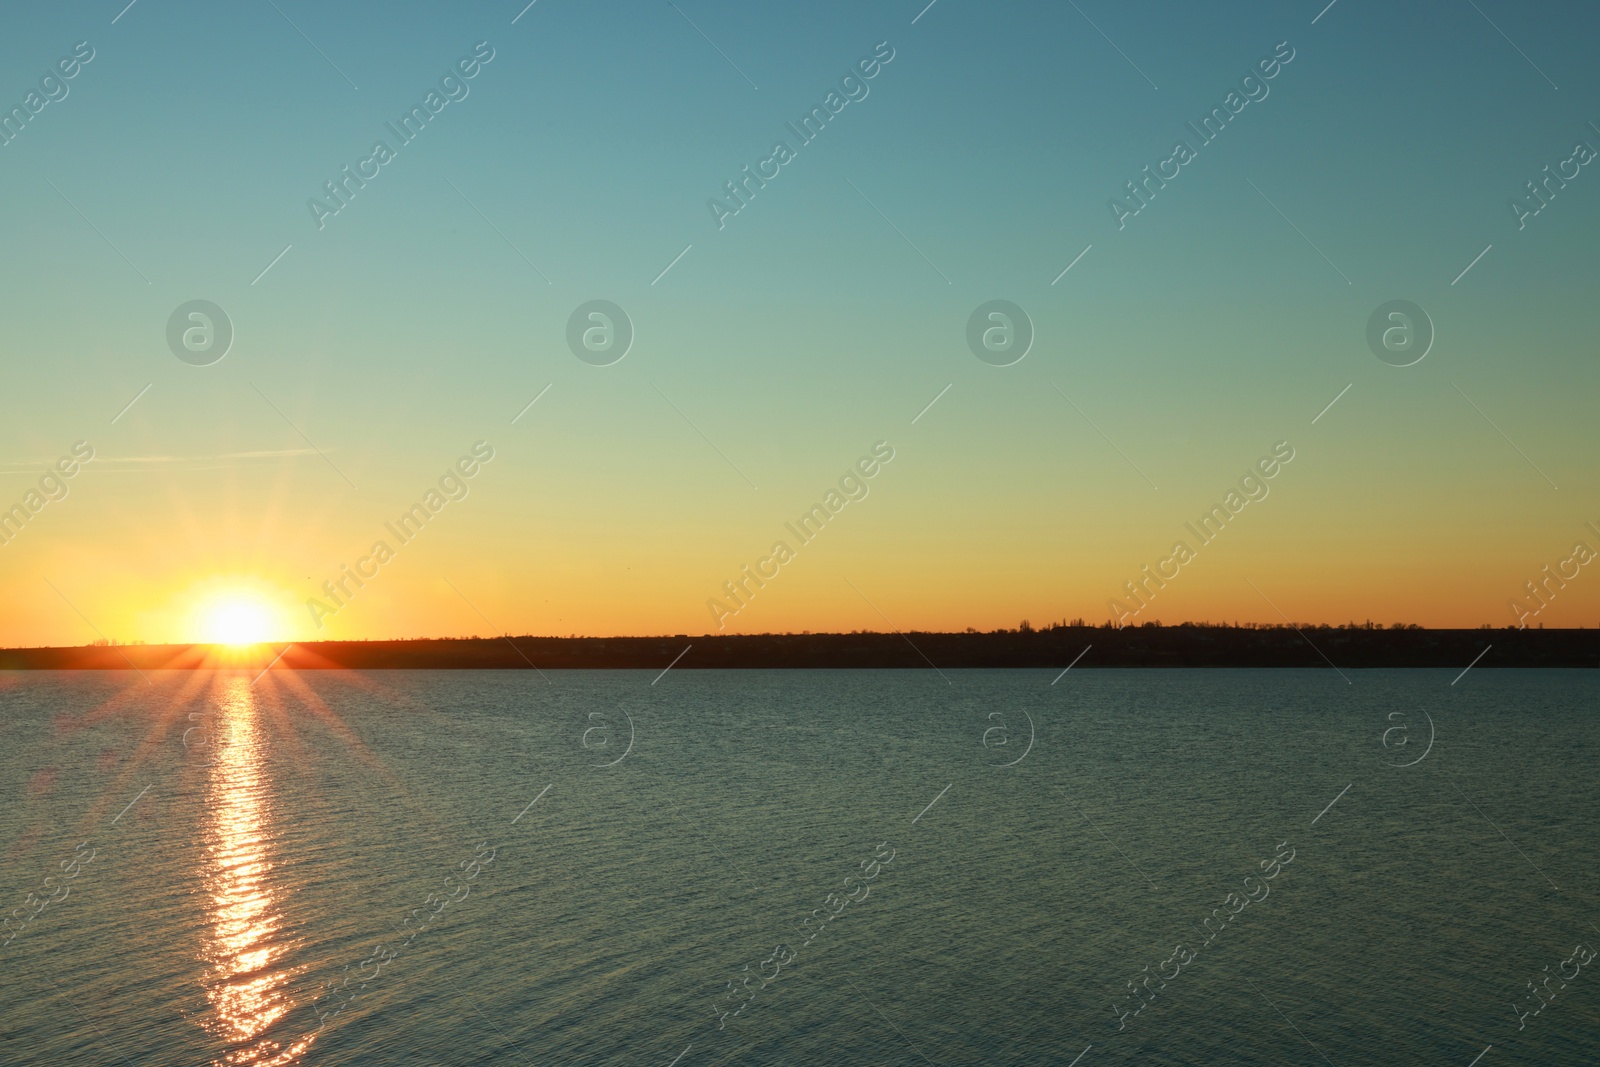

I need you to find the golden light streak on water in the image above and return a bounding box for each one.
[196,676,316,1066]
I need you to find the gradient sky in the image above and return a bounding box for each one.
[1,0,1598,645]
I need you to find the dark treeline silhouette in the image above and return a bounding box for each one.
[1,623,1593,670]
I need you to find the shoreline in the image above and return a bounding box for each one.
[1,628,1594,671]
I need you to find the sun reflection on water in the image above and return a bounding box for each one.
[197,677,316,1066]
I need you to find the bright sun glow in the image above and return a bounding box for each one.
[201,597,274,646]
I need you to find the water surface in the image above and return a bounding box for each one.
[1,668,1595,1065]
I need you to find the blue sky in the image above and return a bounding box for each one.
[1,0,1598,642]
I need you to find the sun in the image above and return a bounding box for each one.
[177,578,293,649]
[200,596,275,646]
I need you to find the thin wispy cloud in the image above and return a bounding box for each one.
[0,448,323,474]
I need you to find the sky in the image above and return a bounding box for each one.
[1,0,1597,645]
